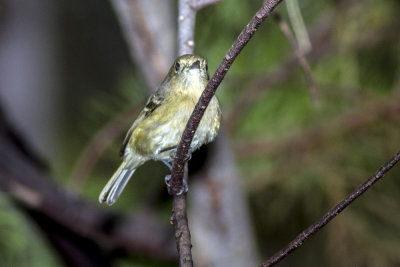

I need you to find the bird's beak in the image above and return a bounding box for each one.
[190,60,200,69]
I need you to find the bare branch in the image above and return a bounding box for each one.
[170,2,284,262]
[273,12,318,104]
[176,1,258,266]
[170,0,224,264]
[170,164,193,267]
[261,149,400,266]
[173,0,197,264]
[171,193,192,266]
[170,0,284,194]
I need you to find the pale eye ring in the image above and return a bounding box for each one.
[175,62,180,72]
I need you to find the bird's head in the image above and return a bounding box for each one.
[163,54,209,94]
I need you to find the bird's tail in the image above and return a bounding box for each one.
[99,161,136,206]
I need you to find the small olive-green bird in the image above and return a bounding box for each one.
[99,54,221,205]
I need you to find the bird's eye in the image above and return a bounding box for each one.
[175,62,180,72]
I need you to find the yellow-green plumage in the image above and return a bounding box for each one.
[99,55,221,205]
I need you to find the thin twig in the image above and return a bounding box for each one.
[171,0,224,265]
[171,164,193,267]
[170,1,284,261]
[171,164,192,267]
[260,149,400,267]
[170,0,284,194]
[173,0,195,265]
[273,12,318,104]
[176,1,259,266]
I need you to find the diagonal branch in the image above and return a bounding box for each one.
[170,2,285,259]
[170,2,285,263]
[170,0,223,266]
[170,0,284,194]
[260,149,400,267]
[172,1,196,265]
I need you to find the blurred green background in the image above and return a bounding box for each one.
[0,0,399,266]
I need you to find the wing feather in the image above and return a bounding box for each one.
[119,88,166,157]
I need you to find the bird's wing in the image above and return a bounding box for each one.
[119,88,166,157]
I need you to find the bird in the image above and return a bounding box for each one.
[99,54,221,205]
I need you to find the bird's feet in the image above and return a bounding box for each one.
[184,152,192,162]
[162,160,172,171]
[164,174,171,186]
[169,150,192,162]
[165,174,189,195]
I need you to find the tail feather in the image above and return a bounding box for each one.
[99,161,136,206]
